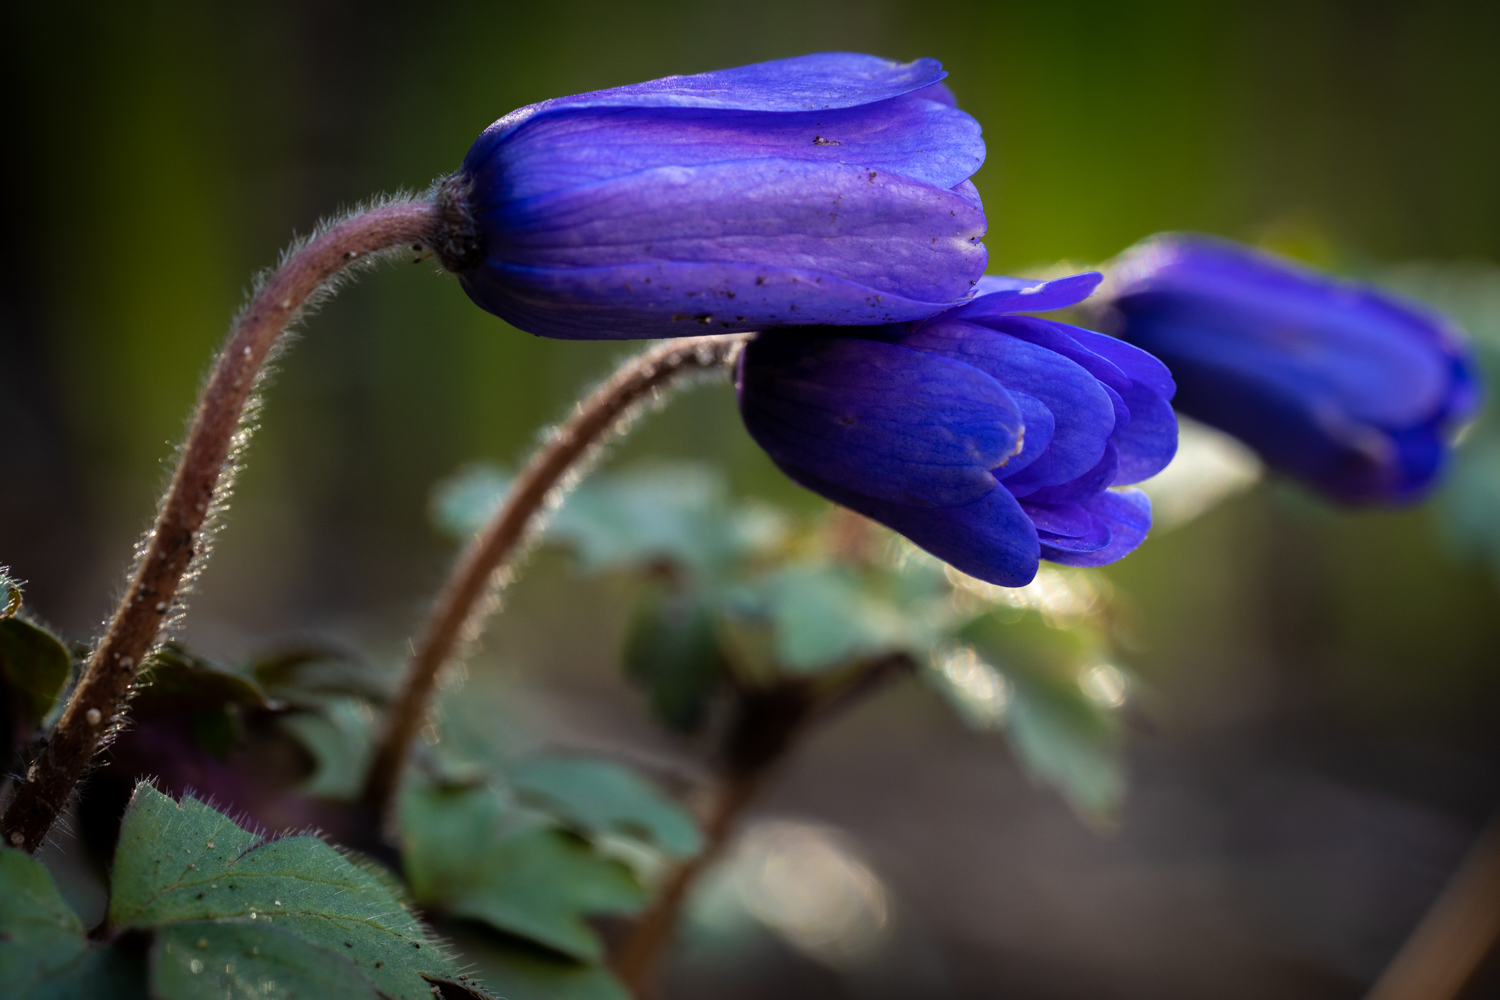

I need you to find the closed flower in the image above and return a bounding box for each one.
[737,272,1178,586]
[1105,235,1481,503]
[444,53,987,340]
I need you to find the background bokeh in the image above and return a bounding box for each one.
[6,2,1500,997]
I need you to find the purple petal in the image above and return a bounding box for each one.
[1009,441,1119,504]
[777,461,1041,587]
[1114,237,1449,426]
[1020,500,1095,537]
[463,259,985,340]
[480,158,986,306]
[933,271,1103,320]
[475,55,948,150]
[1111,382,1178,484]
[990,316,1129,393]
[999,391,1054,478]
[899,320,1116,488]
[478,97,985,202]
[1039,489,1153,568]
[1035,514,1111,553]
[738,334,1023,507]
[1065,326,1177,400]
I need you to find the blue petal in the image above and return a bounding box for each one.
[738,334,1023,507]
[1115,237,1449,426]
[776,461,1041,586]
[462,259,984,340]
[991,316,1131,393]
[1001,391,1054,478]
[1020,500,1095,537]
[1039,489,1152,568]
[478,158,986,306]
[1010,441,1119,504]
[477,97,985,202]
[1111,382,1178,485]
[1064,326,1177,400]
[934,271,1103,319]
[899,320,1116,488]
[467,53,949,155]
[1149,345,1403,502]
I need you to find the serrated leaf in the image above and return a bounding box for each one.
[623,588,726,733]
[151,922,377,1000]
[0,617,72,742]
[401,781,646,961]
[0,848,147,999]
[109,783,474,999]
[277,698,376,800]
[511,756,702,858]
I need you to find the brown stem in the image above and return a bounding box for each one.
[1365,816,1500,1000]
[361,332,750,823]
[1,198,444,853]
[613,652,914,998]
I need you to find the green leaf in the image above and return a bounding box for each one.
[957,613,1124,819]
[0,616,72,737]
[0,847,88,993]
[151,922,377,1000]
[760,565,916,673]
[401,781,647,961]
[447,930,631,1000]
[511,756,703,858]
[277,698,376,800]
[0,848,147,999]
[109,783,477,999]
[434,462,775,576]
[134,645,267,718]
[250,646,393,706]
[622,587,726,733]
[133,645,269,759]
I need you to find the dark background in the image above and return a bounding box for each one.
[6,2,1500,997]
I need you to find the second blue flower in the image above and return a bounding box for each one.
[737,273,1179,586]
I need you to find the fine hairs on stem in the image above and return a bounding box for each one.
[1,196,447,853]
[362,332,750,824]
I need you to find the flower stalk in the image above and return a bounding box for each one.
[612,652,913,998]
[1,198,445,853]
[361,332,750,824]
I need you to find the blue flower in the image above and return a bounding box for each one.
[1105,235,1481,504]
[448,53,987,340]
[736,272,1178,586]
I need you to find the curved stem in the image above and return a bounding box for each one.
[2,198,444,852]
[361,332,750,823]
[613,652,913,998]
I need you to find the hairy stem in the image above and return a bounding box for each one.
[361,332,750,823]
[613,653,913,998]
[1,198,445,852]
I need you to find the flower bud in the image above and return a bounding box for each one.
[449,53,987,340]
[1106,235,1480,504]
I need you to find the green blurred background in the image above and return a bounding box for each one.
[6,2,1500,997]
